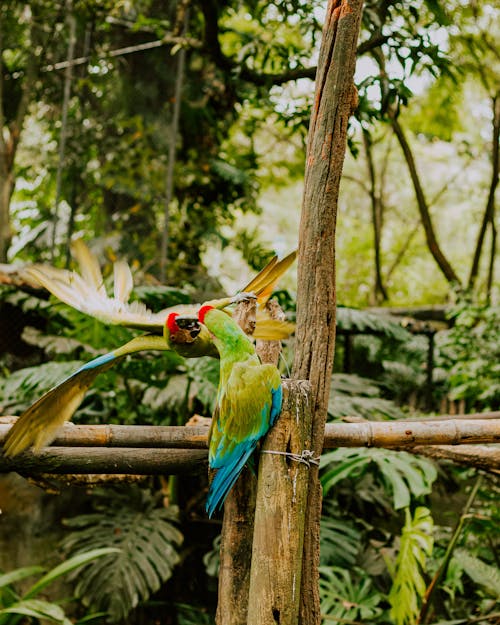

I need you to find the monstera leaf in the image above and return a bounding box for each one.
[321,447,437,510]
[62,487,183,623]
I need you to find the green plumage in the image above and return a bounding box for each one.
[200,307,282,517]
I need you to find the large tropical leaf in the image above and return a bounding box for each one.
[0,550,115,625]
[329,373,405,420]
[388,507,434,625]
[0,599,72,625]
[319,566,384,621]
[62,487,183,622]
[0,361,84,413]
[321,448,437,510]
[320,512,362,567]
[453,550,500,598]
[337,307,411,341]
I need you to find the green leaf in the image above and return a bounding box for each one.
[454,550,500,598]
[61,486,183,622]
[0,598,72,625]
[319,566,384,620]
[0,566,45,591]
[388,507,434,625]
[25,548,120,599]
[321,448,437,509]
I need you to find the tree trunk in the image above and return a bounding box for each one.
[390,115,461,286]
[247,380,313,625]
[0,168,13,262]
[0,12,38,262]
[468,93,500,292]
[362,128,388,303]
[291,1,364,623]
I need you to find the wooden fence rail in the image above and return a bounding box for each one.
[1,416,499,474]
[1,416,499,450]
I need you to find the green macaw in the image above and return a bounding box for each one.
[3,242,295,457]
[179,304,282,517]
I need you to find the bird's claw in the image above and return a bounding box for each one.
[231,291,257,305]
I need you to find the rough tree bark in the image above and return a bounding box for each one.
[291,1,364,623]
[247,380,313,625]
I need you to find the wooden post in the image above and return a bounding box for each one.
[215,297,278,625]
[216,469,257,625]
[291,1,364,623]
[247,379,313,625]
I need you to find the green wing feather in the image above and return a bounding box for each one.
[3,334,169,457]
[210,361,281,463]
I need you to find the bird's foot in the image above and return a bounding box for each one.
[231,291,257,305]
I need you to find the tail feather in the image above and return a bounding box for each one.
[206,445,255,518]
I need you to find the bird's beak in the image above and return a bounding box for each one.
[175,315,201,338]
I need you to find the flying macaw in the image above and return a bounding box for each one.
[177,304,282,517]
[3,242,294,457]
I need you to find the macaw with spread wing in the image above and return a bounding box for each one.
[178,304,282,517]
[3,242,294,457]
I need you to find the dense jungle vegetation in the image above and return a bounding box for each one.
[0,1,498,624]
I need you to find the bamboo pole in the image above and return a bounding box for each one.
[0,447,208,474]
[247,380,313,625]
[0,423,209,448]
[1,418,499,449]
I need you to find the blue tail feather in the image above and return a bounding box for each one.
[206,445,256,518]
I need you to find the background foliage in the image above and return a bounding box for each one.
[0,0,498,624]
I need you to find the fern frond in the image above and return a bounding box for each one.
[337,307,410,341]
[453,550,500,598]
[329,373,405,420]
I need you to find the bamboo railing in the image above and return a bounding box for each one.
[1,414,499,474]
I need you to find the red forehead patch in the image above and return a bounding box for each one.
[166,312,180,334]
[198,305,214,324]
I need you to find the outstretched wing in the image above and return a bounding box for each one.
[23,239,167,331]
[3,334,170,457]
[206,362,282,516]
[22,241,296,336]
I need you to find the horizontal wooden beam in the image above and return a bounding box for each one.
[0,446,208,474]
[1,416,499,451]
[324,418,500,447]
[1,417,498,475]
[0,423,209,449]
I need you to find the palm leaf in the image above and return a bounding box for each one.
[320,505,362,567]
[337,307,410,341]
[329,373,405,420]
